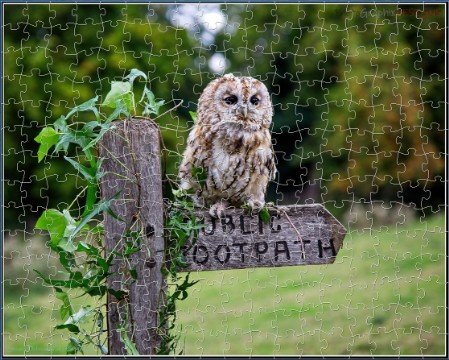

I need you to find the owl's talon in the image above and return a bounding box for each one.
[245,199,265,212]
[209,202,227,218]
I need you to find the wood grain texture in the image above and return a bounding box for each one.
[99,119,165,355]
[179,204,347,272]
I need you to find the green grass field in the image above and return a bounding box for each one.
[4,213,446,355]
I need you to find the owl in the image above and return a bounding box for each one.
[179,73,276,218]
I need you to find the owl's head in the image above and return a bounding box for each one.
[198,74,273,130]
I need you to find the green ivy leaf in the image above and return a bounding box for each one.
[56,323,80,334]
[58,239,77,254]
[160,266,169,276]
[175,255,188,269]
[86,285,107,297]
[56,306,94,334]
[65,96,100,121]
[66,337,83,355]
[98,344,108,355]
[105,101,130,122]
[189,111,197,122]
[76,241,100,257]
[171,188,185,198]
[58,251,76,272]
[53,128,90,154]
[107,288,127,301]
[129,269,138,280]
[70,306,94,323]
[80,120,102,138]
[124,244,139,257]
[119,325,140,355]
[47,210,78,253]
[102,81,135,113]
[94,159,105,182]
[259,208,270,224]
[96,256,112,274]
[64,157,96,182]
[96,311,104,328]
[67,193,120,243]
[82,122,116,152]
[34,269,84,289]
[140,86,165,116]
[173,228,188,243]
[124,68,147,84]
[55,287,74,321]
[35,209,68,247]
[83,184,97,217]
[53,116,68,133]
[35,127,60,162]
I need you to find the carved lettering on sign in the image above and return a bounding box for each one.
[317,238,337,258]
[193,245,209,265]
[240,215,255,235]
[274,241,290,261]
[176,205,346,272]
[202,217,216,235]
[270,213,282,233]
[255,241,269,262]
[199,212,284,236]
[214,244,231,264]
[221,215,235,234]
[232,242,248,262]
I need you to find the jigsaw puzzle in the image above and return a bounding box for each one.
[3,2,446,356]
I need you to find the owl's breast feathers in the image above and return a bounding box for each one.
[179,123,276,205]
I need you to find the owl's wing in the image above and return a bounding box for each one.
[178,128,208,191]
[268,143,278,181]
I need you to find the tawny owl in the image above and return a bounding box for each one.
[179,73,276,218]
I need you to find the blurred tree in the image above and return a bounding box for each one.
[4,4,200,231]
[214,4,445,216]
[4,4,445,232]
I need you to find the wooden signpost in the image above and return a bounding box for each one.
[99,119,347,355]
[181,205,346,272]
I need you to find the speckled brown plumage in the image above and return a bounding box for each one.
[179,74,277,217]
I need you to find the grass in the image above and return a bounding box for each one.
[3,213,446,355]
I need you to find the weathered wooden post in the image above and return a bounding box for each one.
[98,119,347,355]
[99,119,165,355]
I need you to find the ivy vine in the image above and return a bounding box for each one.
[34,68,199,355]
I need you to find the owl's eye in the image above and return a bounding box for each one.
[224,95,238,105]
[250,95,260,105]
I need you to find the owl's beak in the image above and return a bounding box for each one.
[238,105,248,118]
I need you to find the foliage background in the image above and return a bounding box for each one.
[4,3,445,231]
[3,3,446,356]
